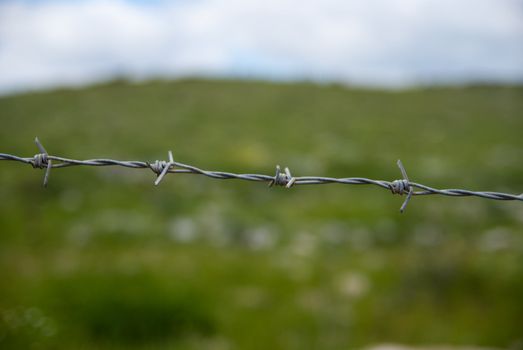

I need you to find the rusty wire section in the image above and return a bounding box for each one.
[1,138,522,213]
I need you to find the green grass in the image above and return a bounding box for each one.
[0,79,522,349]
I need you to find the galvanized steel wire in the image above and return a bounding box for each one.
[1,138,522,213]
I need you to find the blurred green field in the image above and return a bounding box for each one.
[0,79,522,349]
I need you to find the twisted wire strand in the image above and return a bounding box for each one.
[0,138,521,213]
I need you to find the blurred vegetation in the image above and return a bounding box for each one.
[0,79,522,349]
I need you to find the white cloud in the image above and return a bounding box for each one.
[0,0,522,93]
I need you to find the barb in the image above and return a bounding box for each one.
[390,160,414,213]
[268,165,295,188]
[149,150,175,186]
[1,138,522,213]
[33,137,52,187]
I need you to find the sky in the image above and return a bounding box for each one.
[0,0,522,94]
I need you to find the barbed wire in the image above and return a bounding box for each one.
[0,138,522,213]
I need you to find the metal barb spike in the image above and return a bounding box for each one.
[268,165,280,187]
[154,151,174,186]
[285,167,296,188]
[269,165,295,187]
[34,137,52,187]
[396,159,413,213]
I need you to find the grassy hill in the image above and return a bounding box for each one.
[0,79,522,349]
